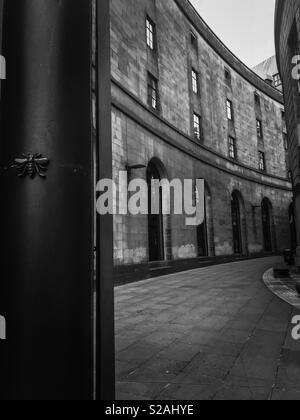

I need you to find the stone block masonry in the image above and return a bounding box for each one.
[111,0,293,270]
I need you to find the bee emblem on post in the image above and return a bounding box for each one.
[12,153,50,179]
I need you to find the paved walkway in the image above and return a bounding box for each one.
[115,257,300,400]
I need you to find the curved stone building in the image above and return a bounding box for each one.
[275,0,300,267]
[112,0,292,280]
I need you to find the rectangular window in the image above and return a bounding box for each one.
[259,151,266,172]
[228,136,237,160]
[226,99,234,121]
[273,73,281,87]
[192,69,199,94]
[190,31,198,51]
[256,119,263,138]
[225,69,231,86]
[193,113,202,141]
[147,73,159,110]
[146,17,155,50]
[254,93,261,106]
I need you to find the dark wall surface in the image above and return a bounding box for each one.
[275,0,300,262]
[0,0,94,400]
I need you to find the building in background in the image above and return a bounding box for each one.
[275,0,300,267]
[112,0,293,282]
[252,55,283,91]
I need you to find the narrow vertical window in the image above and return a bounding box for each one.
[227,99,234,121]
[146,17,155,50]
[282,110,287,133]
[228,136,237,160]
[190,31,198,51]
[193,113,201,141]
[225,69,231,86]
[256,119,263,138]
[148,73,159,111]
[192,69,199,94]
[254,93,261,106]
[259,151,266,172]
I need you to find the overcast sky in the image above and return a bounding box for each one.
[189,0,276,68]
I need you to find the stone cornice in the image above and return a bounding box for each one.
[112,78,292,193]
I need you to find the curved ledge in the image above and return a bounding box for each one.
[112,78,292,192]
[176,0,283,104]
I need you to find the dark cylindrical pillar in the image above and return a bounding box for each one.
[0,0,98,400]
[96,0,115,400]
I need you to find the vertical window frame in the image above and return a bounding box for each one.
[192,68,199,95]
[256,119,263,139]
[146,16,155,51]
[273,73,281,87]
[190,31,198,52]
[254,92,261,107]
[147,73,159,111]
[193,113,202,141]
[226,99,234,121]
[228,136,237,161]
[259,151,266,172]
[225,68,232,86]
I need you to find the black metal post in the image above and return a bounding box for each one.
[96,0,115,400]
[0,0,115,400]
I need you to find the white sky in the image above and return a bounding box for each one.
[189,0,276,68]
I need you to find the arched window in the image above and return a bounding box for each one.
[261,198,275,252]
[231,190,248,255]
[197,182,215,257]
[146,159,165,262]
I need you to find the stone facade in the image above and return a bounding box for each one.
[111,0,292,269]
[275,0,300,266]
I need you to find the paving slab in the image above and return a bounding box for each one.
[115,256,300,400]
